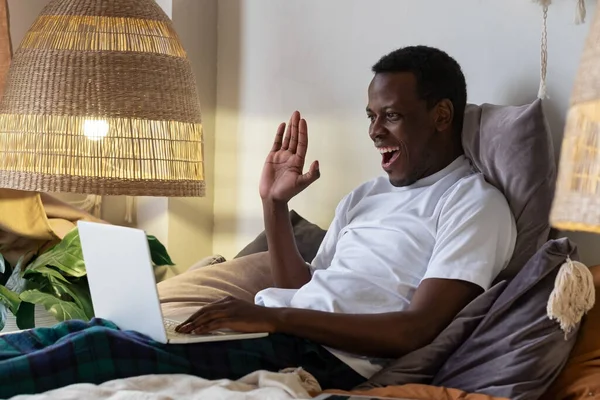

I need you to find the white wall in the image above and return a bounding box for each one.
[213,0,599,263]
[154,0,172,18]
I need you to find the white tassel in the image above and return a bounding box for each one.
[81,195,102,218]
[575,0,587,24]
[547,257,596,338]
[124,196,136,224]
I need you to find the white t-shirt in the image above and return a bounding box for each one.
[255,156,517,378]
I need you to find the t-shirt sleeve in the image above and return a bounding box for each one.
[422,178,517,291]
[309,194,351,273]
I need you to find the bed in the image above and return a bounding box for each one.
[0,102,598,399]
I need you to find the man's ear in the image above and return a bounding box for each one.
[434,99,454,133]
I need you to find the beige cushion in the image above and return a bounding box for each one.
[154,254,226,283]
[158,252,273,319]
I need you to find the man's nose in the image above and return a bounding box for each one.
[369,117,387,141]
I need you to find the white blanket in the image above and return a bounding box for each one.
[10,368,322,400]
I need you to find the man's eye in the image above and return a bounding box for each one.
[367,115,376,122]
[387,112,400,120]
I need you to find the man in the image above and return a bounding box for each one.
[177,46,516,387]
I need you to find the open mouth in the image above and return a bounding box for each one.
[379,146,401,169]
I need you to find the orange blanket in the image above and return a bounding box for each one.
[326,385,507,400]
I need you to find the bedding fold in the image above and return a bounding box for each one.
[0,319,352,398]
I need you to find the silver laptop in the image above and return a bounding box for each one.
[78,220,269,344]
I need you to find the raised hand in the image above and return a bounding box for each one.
[259,111,320,203]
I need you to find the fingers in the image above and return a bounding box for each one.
[191,319,232,335]
[177,307,228,333]
[282,111,300,151]
[179,307,205,326]
[176,297,234,332]
[298,160,320,188]
[296,118,308,159]
[271,123,286,152]
[288,113,300,153]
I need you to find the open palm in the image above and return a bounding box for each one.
[259,111,320,203]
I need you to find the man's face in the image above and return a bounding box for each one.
[366,72,440,187]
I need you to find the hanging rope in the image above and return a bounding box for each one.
[538,2,549,99]
[125,196,135,224]
[68,194,103,218]
[575,0,587,25]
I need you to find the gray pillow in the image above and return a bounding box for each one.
[234,210,326,262]
[358,280,508,389]
[462,99,556,282]
[432,238,580,400]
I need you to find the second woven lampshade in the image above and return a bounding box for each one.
[0,0,204,197]
[551,4,600,233]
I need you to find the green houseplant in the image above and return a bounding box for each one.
[0,227,173,331]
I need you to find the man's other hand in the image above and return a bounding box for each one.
[259,111,320,204]
[175,297,280,335]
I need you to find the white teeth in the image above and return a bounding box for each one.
[377,146,400,154]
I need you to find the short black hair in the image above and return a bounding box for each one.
[372,45,467,137]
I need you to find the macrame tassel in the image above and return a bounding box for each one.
[81,194,102,218]
[124,196,136,224]
[547,257,596,338]
[575,0,587,24]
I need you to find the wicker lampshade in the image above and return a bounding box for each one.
[551,4,600,232]
[0,0,204,197]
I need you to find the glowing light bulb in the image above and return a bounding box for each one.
[83,119,109,141]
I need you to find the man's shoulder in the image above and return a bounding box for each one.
[443,172,512,215]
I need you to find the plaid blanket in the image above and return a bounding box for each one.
[0,319,363,398]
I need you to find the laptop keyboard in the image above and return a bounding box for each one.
[163,318,185,334]
[163,318,229,337]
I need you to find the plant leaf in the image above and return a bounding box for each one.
[0,285,21,315]
[28,229,86,277]
[23,265,70,283]
[16,301,34,330]
[46,276,94,321]
[67,278,94,320]
[20,290,87,322]
[0,254,10,286]
[0,303,6,331]
[21,262,93,321]
[6,256,28,294]
[147,235,174,266]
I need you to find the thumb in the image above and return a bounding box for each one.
[298,160,320,187]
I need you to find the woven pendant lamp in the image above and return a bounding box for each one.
[551,2,600,233]
[0,0,204,197]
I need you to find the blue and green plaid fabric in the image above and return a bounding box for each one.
[0,319,364,397]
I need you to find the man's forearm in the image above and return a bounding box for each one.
[262,200,312,289]
[272,308,433,359]
[268,279,482,358]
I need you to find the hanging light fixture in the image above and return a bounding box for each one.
[551,1,600,233]
[0,0,204,198]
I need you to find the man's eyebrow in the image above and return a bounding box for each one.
[367,104,402,112]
